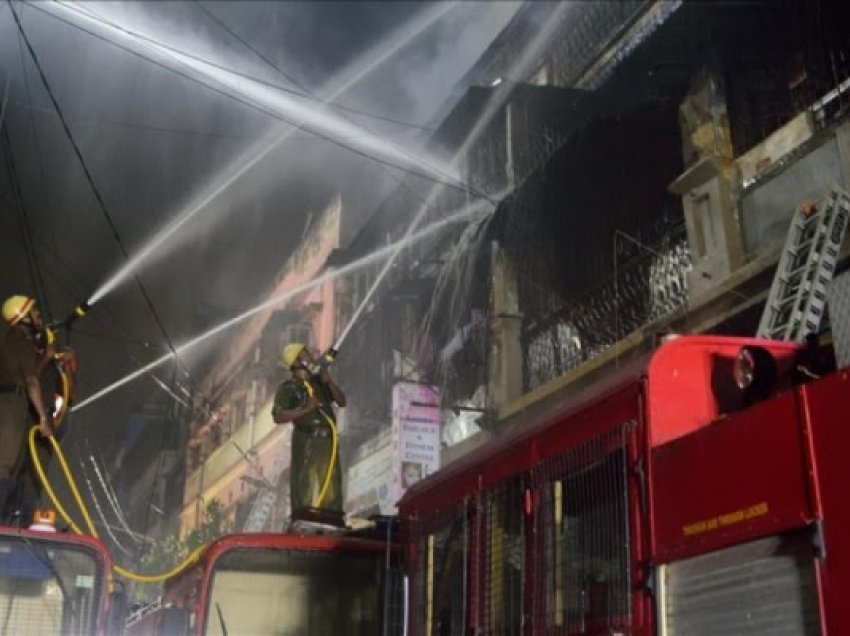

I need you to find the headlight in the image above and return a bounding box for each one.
[734,347,756,389]
[734,346,778,403]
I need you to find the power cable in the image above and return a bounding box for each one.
[85,440,143,546]
[27,2,479,201]
[12,98,423,144]
[93,447,143,542]
[190,0,436,133]
[0,194,161,349]
[17,8,59,286]
[0,118,50,314]
[76,1,476,202]
[8,1,190,375]
[190,1,308,94]
[189,0,461,225]
[0,76,10,130]
[75,447,134,556]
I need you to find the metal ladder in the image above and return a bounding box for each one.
[242,456,285,532]
[757,187,850,341]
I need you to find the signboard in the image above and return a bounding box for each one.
[344,383,441,516]
[345,428,395,516]
[392,382,441,506]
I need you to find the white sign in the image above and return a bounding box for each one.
[345,428,395,516]
[392,382,441,506]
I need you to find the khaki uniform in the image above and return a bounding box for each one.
[0,327,37,480]
[273,378,343,515]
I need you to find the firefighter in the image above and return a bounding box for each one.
[272,342,346,526]
[16,344,77,525]
[0,295,53,522]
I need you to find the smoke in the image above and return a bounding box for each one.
[0,2,520,449]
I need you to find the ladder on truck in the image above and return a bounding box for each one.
[242,456,285,532]
[757,187,850,342]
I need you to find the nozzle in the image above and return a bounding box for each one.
[317,347,338,369]
[57,301,90,330]
[308,348,339,377]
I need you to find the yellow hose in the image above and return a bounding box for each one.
[302,381,339,508]
[28,426,86,535]
[52,363,71,430]
[27,426,206,583]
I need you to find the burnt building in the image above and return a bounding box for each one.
[334,0,850,515]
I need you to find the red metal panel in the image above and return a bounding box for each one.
[398,385,640,521]
[628,414,654,635]
[650,390,812,562]
[646,336,800,447]
[533,385,639,464]
[797,369,850,635]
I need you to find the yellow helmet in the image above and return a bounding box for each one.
[2,295,35,326]
[281,342,306,368]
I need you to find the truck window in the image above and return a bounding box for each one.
[0,536,104,636]
[205,548,383,635]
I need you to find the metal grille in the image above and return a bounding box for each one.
[478,479,526,635]
[531,423,633,632]
[410,500,469,636]
[662,532,821,634]
[522,230,690,391]
[551,1,678,89]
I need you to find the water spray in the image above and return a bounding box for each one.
[73,200,493,411]
[36,1,462,307]
[333,3,573,351]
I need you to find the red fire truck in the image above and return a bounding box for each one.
[126,529,403,635]
[0,524,126,635]
[399,335,849,635]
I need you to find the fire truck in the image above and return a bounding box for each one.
[398,334,849,635]
[0,524,126,635]
[125,528,403,635]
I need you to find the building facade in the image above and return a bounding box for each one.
[179,195,342,532]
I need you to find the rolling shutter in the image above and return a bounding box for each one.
[663,533,820,635]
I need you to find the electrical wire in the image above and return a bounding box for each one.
[11,98,420,143]
[75,451,135,556]
[0,193,169,354]
[8,0,191,376]
[27,2,478,201]
[91,448,143,543]
[0,119,50,313]
[189,0,465,226]
[189,0,436,133]
[0,76,10,130]
[17,9,58,300]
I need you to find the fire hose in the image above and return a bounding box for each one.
[28,425,206,583]
[23,303,208,582]
[301,379,339,509]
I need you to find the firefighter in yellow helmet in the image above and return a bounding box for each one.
[0,296,53,522]
[272,342,346,526]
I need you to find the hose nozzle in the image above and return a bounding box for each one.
[308,348,338,376]
[55,301,89,330]
[318,347,338,368]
